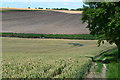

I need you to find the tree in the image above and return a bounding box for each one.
[70,9,77,11]
[53,8,59,10]
[46,8,50,9]
[28,7,30,9]
[82,2,120,57]
[59,8,69,10]
[76,8,83,11]
[38,7,43,9]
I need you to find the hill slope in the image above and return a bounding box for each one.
[2,10,89,34]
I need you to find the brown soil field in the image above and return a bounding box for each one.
[1,8,89,34]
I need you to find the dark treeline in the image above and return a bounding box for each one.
[52,8,69,10]
[70,8,83,11]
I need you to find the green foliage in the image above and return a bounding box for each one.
[28,7,30,9]
[82,2,120,46]
[38,7,43,9]
[70,8,83,11]
[46,8,50,9]
[70,9,77,11]
[1,33,96,40]
[76,8,83,11]
[59,8,69,10]
[52,8,69,10]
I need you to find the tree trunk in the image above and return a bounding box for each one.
[115,40,120,58]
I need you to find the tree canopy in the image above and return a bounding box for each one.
[82,2,120,57]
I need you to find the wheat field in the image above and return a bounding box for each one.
[2,37,116,78]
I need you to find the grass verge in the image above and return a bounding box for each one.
[105,48,120,78]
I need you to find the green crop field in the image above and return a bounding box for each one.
[2,37,116,78]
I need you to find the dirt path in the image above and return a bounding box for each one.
[86,61,107,78]
[102,57,107,78]
[86,62,102,78]
[102,64,106,78]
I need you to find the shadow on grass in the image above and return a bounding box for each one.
[67,43,84,47]
[102,51,118,64]
[86,49,119,64]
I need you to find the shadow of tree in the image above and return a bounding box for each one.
[67,43,84,47]
[102,51,118,64]
[86,51,118,64]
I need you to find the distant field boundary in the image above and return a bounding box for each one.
[1,33,96,40]
[0,7,83,14]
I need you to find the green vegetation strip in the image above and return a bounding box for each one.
[1,33,96,40]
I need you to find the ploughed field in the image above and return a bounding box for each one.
[2,37,115,78]
[2,10,89,34]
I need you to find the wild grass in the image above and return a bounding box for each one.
[2,37,115,78]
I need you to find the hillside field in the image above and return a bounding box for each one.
[2,37,116,78]
[1,10,89,34]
